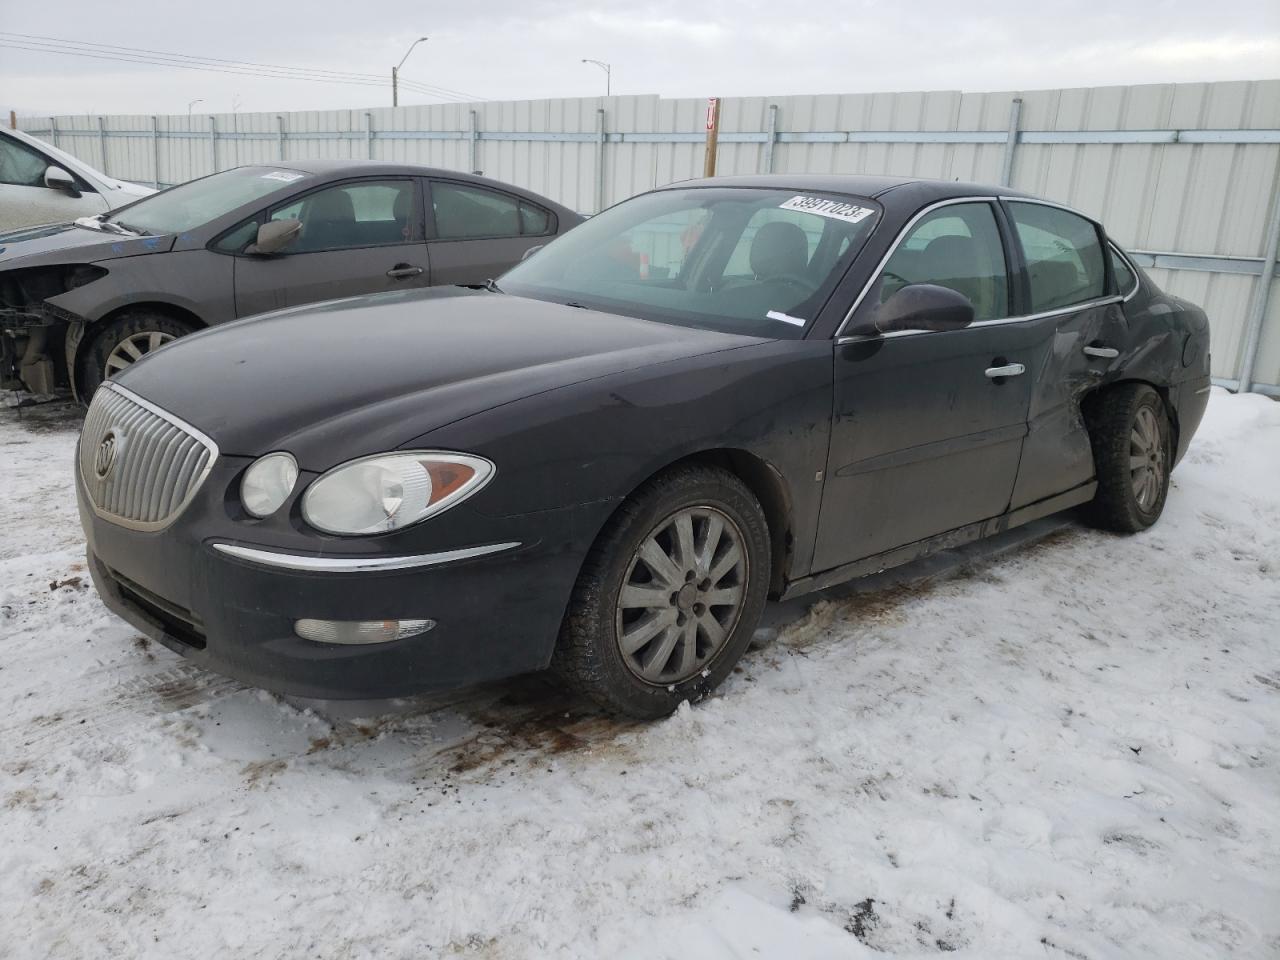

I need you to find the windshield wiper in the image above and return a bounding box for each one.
[564,300,590,309]
[112,221,151,236]
[484,278,502,293]
[97,219,139,237]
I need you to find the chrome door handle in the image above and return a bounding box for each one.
[984,363,1026,379]
[386,264,424,279]
[1083,345,1119,359]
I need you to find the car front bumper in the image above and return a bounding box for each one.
[78,459,608,700]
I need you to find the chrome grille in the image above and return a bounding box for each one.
[79,383,218,531]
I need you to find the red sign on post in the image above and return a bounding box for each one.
[706,98,719,132]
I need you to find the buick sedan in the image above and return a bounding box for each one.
[77,175,1211,718]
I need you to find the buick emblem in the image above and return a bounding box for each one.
[95,431,118,479]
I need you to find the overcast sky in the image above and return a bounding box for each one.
[2,0,1278,118]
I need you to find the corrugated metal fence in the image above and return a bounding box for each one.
[19,79,1280,393]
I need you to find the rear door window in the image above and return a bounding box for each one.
[431,181,551,239]
[1008,202,1106,312]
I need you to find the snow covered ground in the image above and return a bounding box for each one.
[1,388,1278,959]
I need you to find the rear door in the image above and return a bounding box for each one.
[425,179,558,286]
[231,177,428,316]
[0,132,107,231]
[813,199,1044,571]
[1002,200,1125,509]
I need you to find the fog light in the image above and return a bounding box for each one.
[294,618,435,645]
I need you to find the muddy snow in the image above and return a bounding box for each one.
[1,388,1277,959]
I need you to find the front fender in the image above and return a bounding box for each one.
[45,249,235,325]
[410,339,835,580]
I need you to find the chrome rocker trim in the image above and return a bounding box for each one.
[211,540,522,572]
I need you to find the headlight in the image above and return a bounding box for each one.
[241,452,298,518]
[301,451,494,536]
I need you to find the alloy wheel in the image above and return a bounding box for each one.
[615,505,749,685]
[1129,405,1166,511]
[105,330,175,376]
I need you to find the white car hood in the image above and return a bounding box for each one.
[103,179,156,208]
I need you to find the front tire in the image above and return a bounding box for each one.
[553,465,772,719]
[1086,383,1172,533]
[79,311,195,401]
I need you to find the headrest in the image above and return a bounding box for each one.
[750,221,808,279]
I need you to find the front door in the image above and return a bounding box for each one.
[812,199,1041,572]
[233,177,429,316]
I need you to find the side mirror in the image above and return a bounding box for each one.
[44,165,80,198]
[246,218,302,256]
[520,244,544,261]
[874,283,975,334]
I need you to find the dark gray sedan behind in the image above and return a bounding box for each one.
[0,160,582,399]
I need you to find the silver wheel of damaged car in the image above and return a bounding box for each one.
[105,330,175,376]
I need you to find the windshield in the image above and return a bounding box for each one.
[500,187,880,338]
[106,166,312,235]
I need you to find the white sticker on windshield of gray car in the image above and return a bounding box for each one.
[260,171,306,182]
[778,195,875,224]
[766,310,807,326]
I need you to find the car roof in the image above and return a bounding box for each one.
[658,173,1038,205]
[255,160,580,216]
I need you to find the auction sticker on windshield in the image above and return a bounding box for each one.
[779,196,875,224]
[260,171,307,183]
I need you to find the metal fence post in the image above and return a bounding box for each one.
[151,115,160,188]
[208,115,218,173]
[97,116,109,176]
[469,110,479,173]
[277,115,286,161]
[1000,97,1022,187]
[365,112,374,159]
[762,104,778,174]
[1237,159,1280,393]
[50,116,60,150]
[595,107,606,213]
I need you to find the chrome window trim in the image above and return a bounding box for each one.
[211,540,522,572]
[836,294,1126,344]
[1108,242,1141,302]
[80,382,220,532]
[835,194,1120,343]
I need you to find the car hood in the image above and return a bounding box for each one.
[0,221,174,268]
[112,287,765,466]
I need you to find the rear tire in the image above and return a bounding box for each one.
[79,311,195,401]
[553,465,772,719]
[1085,383,1172,533]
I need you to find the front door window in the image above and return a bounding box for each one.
[876,202,1010,322]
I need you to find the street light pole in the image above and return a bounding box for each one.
[393,36,429,107]
[187,98,204,116]
[581,59,611,97]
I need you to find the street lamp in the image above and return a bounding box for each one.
[187,98,204,116]
[581,59,611,97]
[393,37,429,107]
